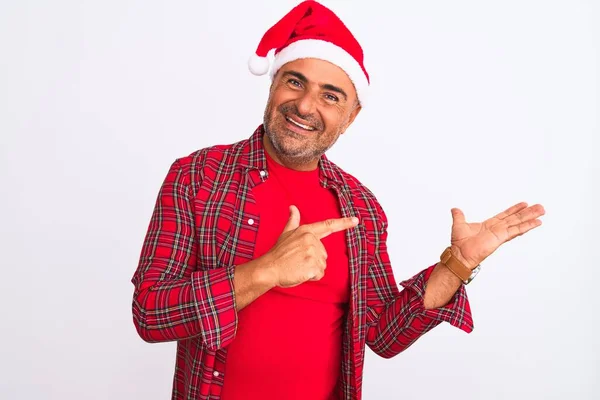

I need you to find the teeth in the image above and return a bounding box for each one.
[286,116,314,131]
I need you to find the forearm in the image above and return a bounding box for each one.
[133,265,238,349]
[233,256,276,312]
[422,262,463,309]
[366,284,444,358]
[367,264,474,358]
[133,256,275,346]
[365,206,474,359]
[133,276,205,343]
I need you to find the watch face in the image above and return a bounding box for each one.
[466,265,481,284]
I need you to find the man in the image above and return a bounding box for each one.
[131,1,545,399]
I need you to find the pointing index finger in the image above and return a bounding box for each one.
[309,216,359,239]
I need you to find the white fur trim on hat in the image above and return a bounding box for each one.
[269,39,369,106]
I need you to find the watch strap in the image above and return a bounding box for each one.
[440,247,480,284]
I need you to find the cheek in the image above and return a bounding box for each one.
[265,99,281,120]
[321,111,345,131]
[271,86,295,105]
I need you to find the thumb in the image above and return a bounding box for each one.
[282,205,301,233]
[451,208,466,225]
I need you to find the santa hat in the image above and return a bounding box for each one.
[248,0,369,106]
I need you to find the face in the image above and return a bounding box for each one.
[263,58,361,169]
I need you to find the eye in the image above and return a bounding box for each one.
[324,93,339,103]
[287,79,303,88]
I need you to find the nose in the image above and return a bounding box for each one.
[295,90,317,118]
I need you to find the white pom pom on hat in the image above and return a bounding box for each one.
[248,54,270,76]
[247,0,369,106]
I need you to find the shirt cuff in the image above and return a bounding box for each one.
[399,264,474,333]
[191,265,239,350]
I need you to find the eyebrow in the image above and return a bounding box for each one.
[283,70,348,101]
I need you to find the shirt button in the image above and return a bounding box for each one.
[213,371,220,377]
[259,170,267,177]
[248,218,255,226]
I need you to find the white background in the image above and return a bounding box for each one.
[1,0,598,399]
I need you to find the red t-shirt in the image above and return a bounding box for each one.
[220,149,350,400]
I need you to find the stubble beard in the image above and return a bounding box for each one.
[262,102,340,166]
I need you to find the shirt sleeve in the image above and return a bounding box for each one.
[130,159,238,351]
[365,214,474,359]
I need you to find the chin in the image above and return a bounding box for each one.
[271,133,299,155]
[268,132,308,159]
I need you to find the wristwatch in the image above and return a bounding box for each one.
[440,246,481,285]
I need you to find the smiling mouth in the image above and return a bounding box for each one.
[285,115,316,131]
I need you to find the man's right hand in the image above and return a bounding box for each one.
[262,205,359,288]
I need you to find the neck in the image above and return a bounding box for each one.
[262,134,319,171]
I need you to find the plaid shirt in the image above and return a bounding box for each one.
[131,125,474,400]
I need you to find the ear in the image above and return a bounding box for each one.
[340,103,362,134]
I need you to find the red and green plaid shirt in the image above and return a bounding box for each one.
[131,125,473,400]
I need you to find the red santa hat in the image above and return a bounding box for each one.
[248,0,369,106]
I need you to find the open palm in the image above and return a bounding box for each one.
[449,202,545,270]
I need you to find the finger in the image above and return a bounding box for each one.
[307,258,327,281]
[308,269,325,281]
[282,205,301,233]
[506,218,543,240]
[318,253,328,267]
[504,204,545,228]
[451,208,466,225]
[492,202,529,221]
[312,236,327,257]
[309,216,359,239]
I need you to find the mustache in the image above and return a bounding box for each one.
[278,103,323,131]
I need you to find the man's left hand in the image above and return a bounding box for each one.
[449,202,546,270]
